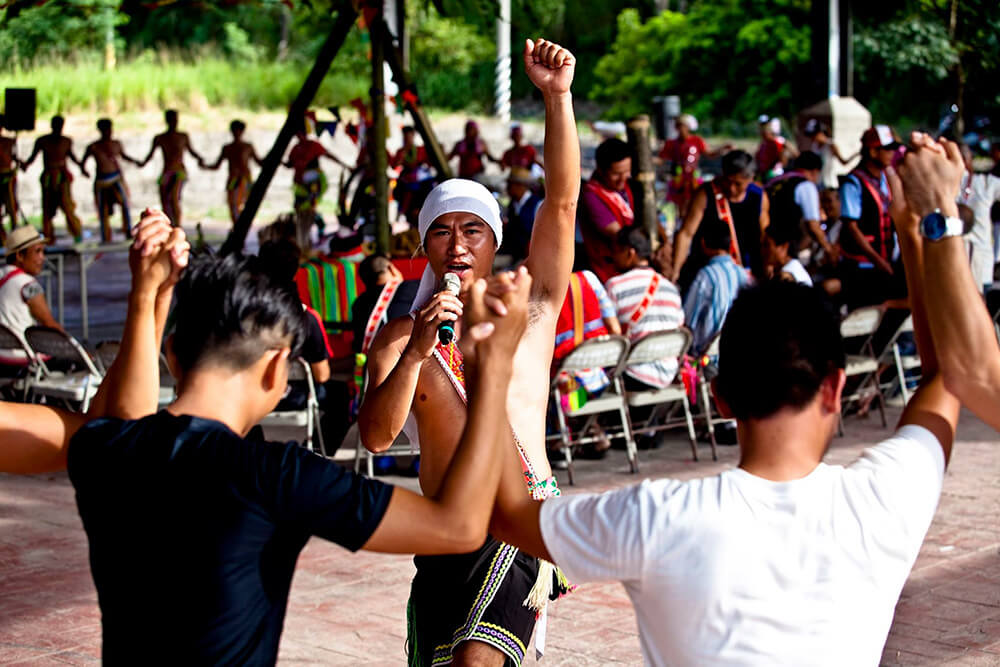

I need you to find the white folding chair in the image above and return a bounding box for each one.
[0,323,37,401]
[839,305,887,432]
[623,328,702,461]
[260,358,327,455]
[879,315,921,405]
[158,353,176,407]
[94,340,120,374]
[697,333,726,460]
[25,326,103,412]
[548,335,634,485]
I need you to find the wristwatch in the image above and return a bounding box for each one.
[920,209,964,241]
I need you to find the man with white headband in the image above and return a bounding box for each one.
[359,38,579,667]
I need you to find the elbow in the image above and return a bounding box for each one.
[444,517,489,554]
[357,412,395,453]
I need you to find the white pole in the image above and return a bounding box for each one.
[495,0,511,122]
[828,0,840,97]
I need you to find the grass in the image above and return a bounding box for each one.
[3,53,370,116]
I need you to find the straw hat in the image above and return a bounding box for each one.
[5,226,45,257]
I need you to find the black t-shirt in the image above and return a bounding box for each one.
[67,411,392,665]
[301,307,330,364]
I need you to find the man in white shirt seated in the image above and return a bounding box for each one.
[762,222,813,285]
[0,226,64,365]
[489,238,960,664]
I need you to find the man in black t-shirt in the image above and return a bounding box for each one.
[2,210,534,665]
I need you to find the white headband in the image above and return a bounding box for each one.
[411,179,503,313]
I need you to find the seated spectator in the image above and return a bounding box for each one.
[765,150,832,263]
[607,227,684,387]
[578,138,635,282]
[500,167,543,263]
[352,254,419,355]
[683,223,751,355]
[0,226,64,365]
[762,223,813,286]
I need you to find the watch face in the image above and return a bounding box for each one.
[922,212,946,240]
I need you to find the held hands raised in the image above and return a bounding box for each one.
[129,209,190,297]
[461,266,533,364]
[889,132,964,230]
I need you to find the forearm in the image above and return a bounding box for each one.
[541,93,580,206]
[357,352,422,451]
[896,228,938,375]
[672,229,693,280]
[88,288,159,419]
[807,220,833,254]
[433,358,511,528]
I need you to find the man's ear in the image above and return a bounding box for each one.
[819,368,846,415]
[710,377,735,419]
[261,347,292,393]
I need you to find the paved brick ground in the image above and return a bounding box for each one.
[1,406,998,665]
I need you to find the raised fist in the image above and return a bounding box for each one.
[523,39,575,97]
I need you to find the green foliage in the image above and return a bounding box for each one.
[0,0,126,65]
[590,1,812,125]
[408,5,496,111]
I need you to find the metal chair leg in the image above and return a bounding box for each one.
[616,379,639,474]
[682,394,699,462]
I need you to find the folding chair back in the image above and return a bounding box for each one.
[626,328,691,366]
[840,306,883,341]
[554,335,629,377]
[25,326,102,377]
[887,315,921,404]
[24,326,102,411]
[0,323,36,400]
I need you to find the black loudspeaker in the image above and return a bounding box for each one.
[4,88,36,131]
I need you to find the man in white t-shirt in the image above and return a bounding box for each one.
[957,144,1000,292]
[489,266,960,664]
[0,226,63,363]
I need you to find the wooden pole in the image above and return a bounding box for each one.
[378,20,453,180]
[371,10,391,255]
[221,7,357,256]
[626,115,659,247]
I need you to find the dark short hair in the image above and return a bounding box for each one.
[165,109,178,124]
[97,118,112,133]
[257,239,302,286]
[765,221,801,248]
[51,115,65,129]
[595,138,632,172]
[701,221,732,252]
[358,253,393,289]
[717,282,845,421]
[795,150,823,172]
[171,255,306,373]
[402,125,415,134]
[616,226,652,260]
[231,120,246,133]
[721,150,754,178]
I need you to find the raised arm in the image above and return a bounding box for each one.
[885,151,960,462]
[522,39,580,309]
[362,269,532,554]
[670,187,707,282]
[894,134,1000,432]
[88,210,189,420]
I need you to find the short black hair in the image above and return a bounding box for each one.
[721,150,754,178]
[717,282,845,421]
[51,115,65,130]
[595,138,632,172]
[97,118,112,133]
[358,253,393,289]
[616,226,652,260]
[402,125,415,134]
[795,150,823,172]
[701,221,732,252]
[231,120,246,133]
[171,255,306,373]
[257,239,302,286]
[765,221,801,248]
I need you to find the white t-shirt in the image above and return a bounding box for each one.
[781,258,813,286]
[794,179,822,222]
[0,265,43,361]
[539,425,945,666]
[958,171,1000,289]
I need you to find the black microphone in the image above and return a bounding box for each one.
[437,272,461,345]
